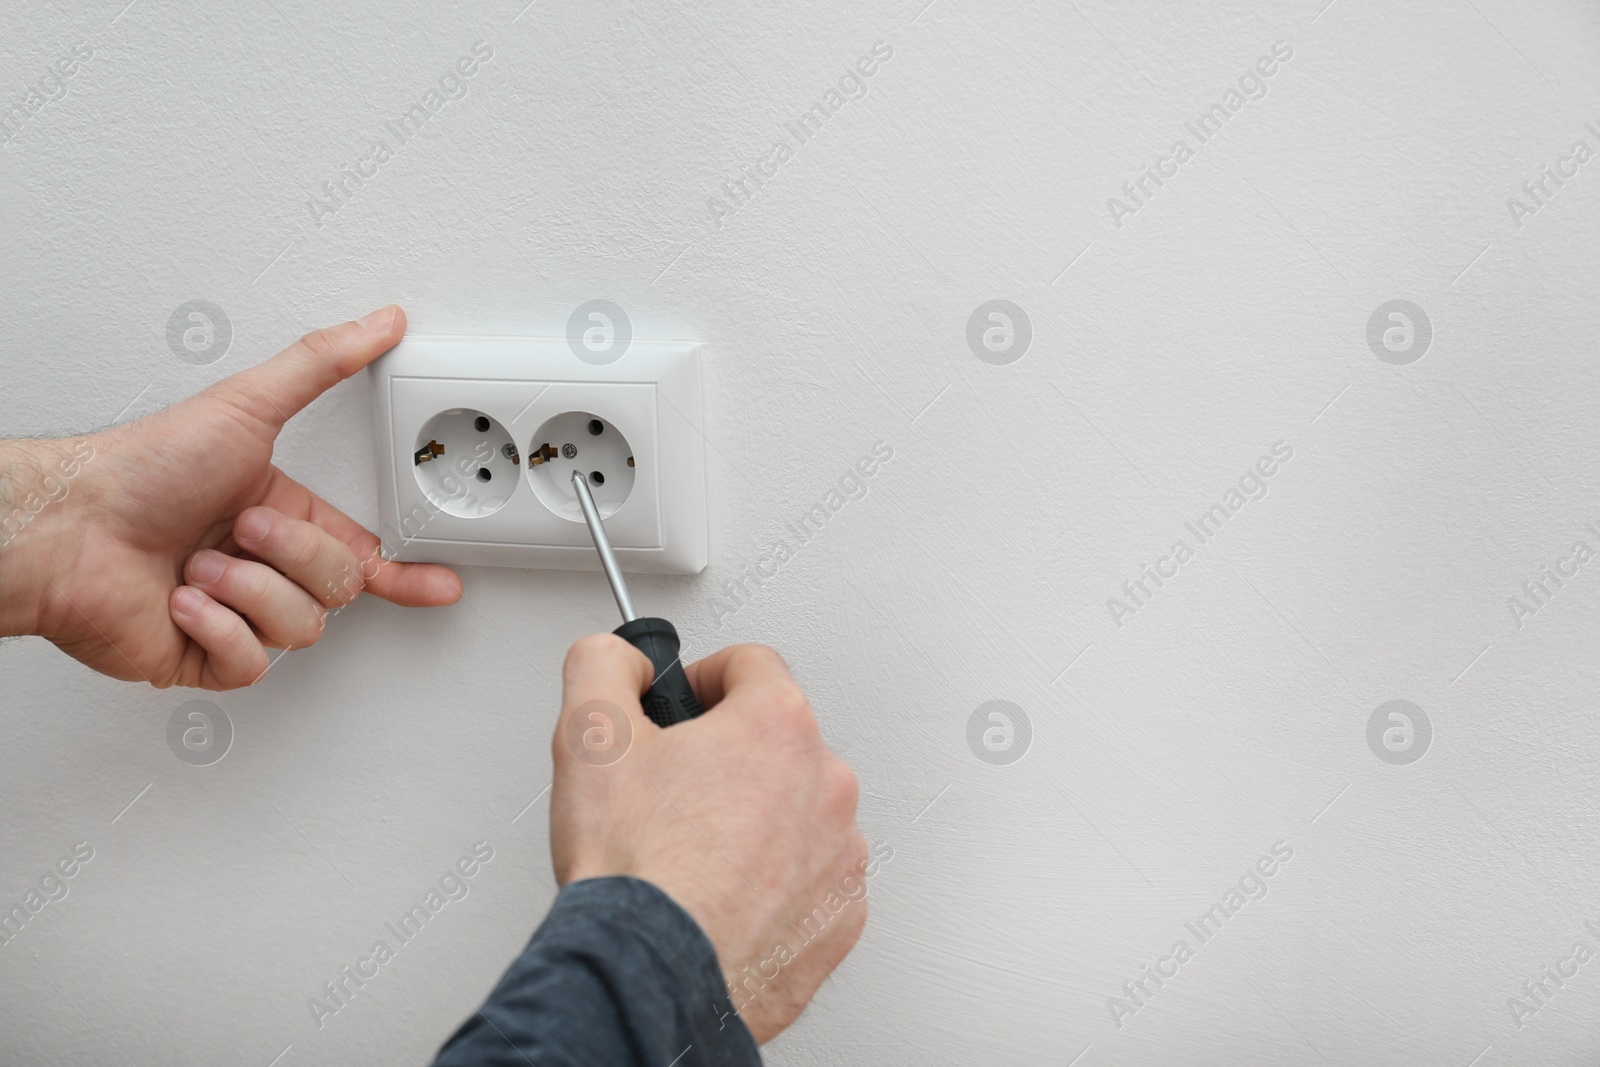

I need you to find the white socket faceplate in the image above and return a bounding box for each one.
[368,335,707,574]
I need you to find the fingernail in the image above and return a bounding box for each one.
[357,305,398,331]
[236,509,271,543]
[172,586,206,617]
[190,551,226,584]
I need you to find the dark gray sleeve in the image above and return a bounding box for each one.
[431,876,761,1067]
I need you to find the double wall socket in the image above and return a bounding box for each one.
[368,335,707,574]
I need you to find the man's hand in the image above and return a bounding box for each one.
[550,636,869,1044]
[0,306,462,688]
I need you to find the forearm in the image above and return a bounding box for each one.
[0,437,97,638]
[433,877,760,1067]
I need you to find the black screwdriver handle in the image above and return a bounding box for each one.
[613,617,704,728]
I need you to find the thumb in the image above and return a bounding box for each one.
[207,305,405,429]
[557,633,657,757]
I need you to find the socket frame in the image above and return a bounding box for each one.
[368,335,707,574]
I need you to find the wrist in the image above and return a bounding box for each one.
[0,436,99,638]
[619,868,742,980]
[565,857,720,952]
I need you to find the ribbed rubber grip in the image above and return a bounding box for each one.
[613,617,705,727]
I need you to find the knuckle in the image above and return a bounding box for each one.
[325,561,364,606]
[241,561,275,603]
[355,547,383,582]
[764,682,811,724]
[288,530,323,570]
[732,643,790,677]
[231,647,270,689]
[296,326,341,361]
[298,607,329,647]
[564,632,626,674]
[566,633,620,668]
[227,622,257,657]
[550,720,574,766]
[825,758,860,814]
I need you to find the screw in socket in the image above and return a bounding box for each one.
[561,443,578,458]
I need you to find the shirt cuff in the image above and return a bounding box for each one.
[432,874,759,1067]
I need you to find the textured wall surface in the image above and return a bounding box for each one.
[4,0,1600,1063]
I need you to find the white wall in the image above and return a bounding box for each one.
[4,0,1600,1063]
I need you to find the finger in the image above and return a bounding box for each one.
[362,556,464,607]
[169,586,269,690]
[305,493,463,606]
[206,305,405,430]
[683,643,796,710]
[185,549,327,649]
[560,633,656,724]
[234,507,363,609]
[257,469,463,608]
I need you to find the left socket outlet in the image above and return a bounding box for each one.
[412,408,518,518]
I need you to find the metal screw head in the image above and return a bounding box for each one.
[561,443,578,459]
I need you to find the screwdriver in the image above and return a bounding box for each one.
[571,470,706,728]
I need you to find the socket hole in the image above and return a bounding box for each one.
[474,416,490,433]
[526,410,635,523]
[476,467,492,482]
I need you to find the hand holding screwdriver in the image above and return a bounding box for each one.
[571,471,704,727]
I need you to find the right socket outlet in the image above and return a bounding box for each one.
[528,410,637,521]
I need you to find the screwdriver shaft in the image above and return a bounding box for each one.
[572,471,637,622]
